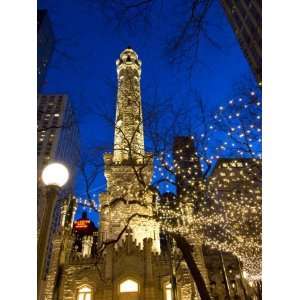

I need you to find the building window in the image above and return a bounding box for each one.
[120,279,138,293]
[165,282,173,300]
[77,285,92,300]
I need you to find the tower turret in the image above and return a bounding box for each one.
[114,47,144,163]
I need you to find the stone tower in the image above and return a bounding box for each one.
[99,48,160,254]
[113,47,144,163]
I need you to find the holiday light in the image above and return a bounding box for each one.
[71,90,262,287]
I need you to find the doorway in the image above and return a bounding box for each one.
[119,279,139,300]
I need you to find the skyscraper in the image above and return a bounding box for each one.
[37,94,79,190]
[37,9,55,92]
[38,93,79,227]
[173,136,203,198]
[37,94,80,283]
[220,0,262,85]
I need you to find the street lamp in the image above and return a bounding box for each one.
[41,162,69,187]
[37,162,69,298]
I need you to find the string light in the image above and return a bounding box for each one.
[71,90,262,284]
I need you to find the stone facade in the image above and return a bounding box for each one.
[45,231,199,300]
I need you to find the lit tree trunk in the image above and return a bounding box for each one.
[173,234,211,300]
[236,257,249,300]
[256,280,262,300]
[219,252,231,299]
[166,235,179,300]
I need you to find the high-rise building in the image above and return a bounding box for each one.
[37,9,55,92]
[173,136,203,199]
[37,94,79,180]
[37,93,79,228]
[37,94,79,283]
[209,157,262,192]
[220,0,262,85]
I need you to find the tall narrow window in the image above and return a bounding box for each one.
[77,285,92,300]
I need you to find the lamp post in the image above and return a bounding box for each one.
[37,162,69,298]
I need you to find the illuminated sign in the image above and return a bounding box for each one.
[74,219,90,229]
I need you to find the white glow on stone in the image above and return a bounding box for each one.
[42,162,69,187]
[166,283,172,300]
[120,279,138,293]
[77,286,91,300]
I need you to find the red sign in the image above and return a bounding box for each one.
[74,219,90,229]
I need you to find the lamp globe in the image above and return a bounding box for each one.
[41,162,69,187]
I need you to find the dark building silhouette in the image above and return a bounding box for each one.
[173,136,203,200]
[220,0,262,85]
[73,212,98,256]
[37,9,55,92]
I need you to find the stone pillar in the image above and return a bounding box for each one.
[43,229,74,300]
[180,270,193,300]
[70,206,77,228]
[60,199,68,228]
[57,231,74,300]
[144,238,155,300]
[82,236,93,257]
[103,245,113,300]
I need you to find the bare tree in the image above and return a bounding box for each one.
[96,0,221,74]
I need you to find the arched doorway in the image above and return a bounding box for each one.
[119,279,139,300]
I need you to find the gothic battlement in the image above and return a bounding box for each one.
[68,253,98,265]
[104,151,153,166]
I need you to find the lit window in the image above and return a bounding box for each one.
[77,285,92,300]
[120,279,138,293]
[165,282,173,300]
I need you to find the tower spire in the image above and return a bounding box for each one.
[113,48,144,163]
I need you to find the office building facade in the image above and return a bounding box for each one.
[220,0,262,85]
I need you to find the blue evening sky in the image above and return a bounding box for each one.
[38,0,255,224]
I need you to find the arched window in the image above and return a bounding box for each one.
[77,285,92,300]
[120,279,139,293]
[165,282,173,300]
